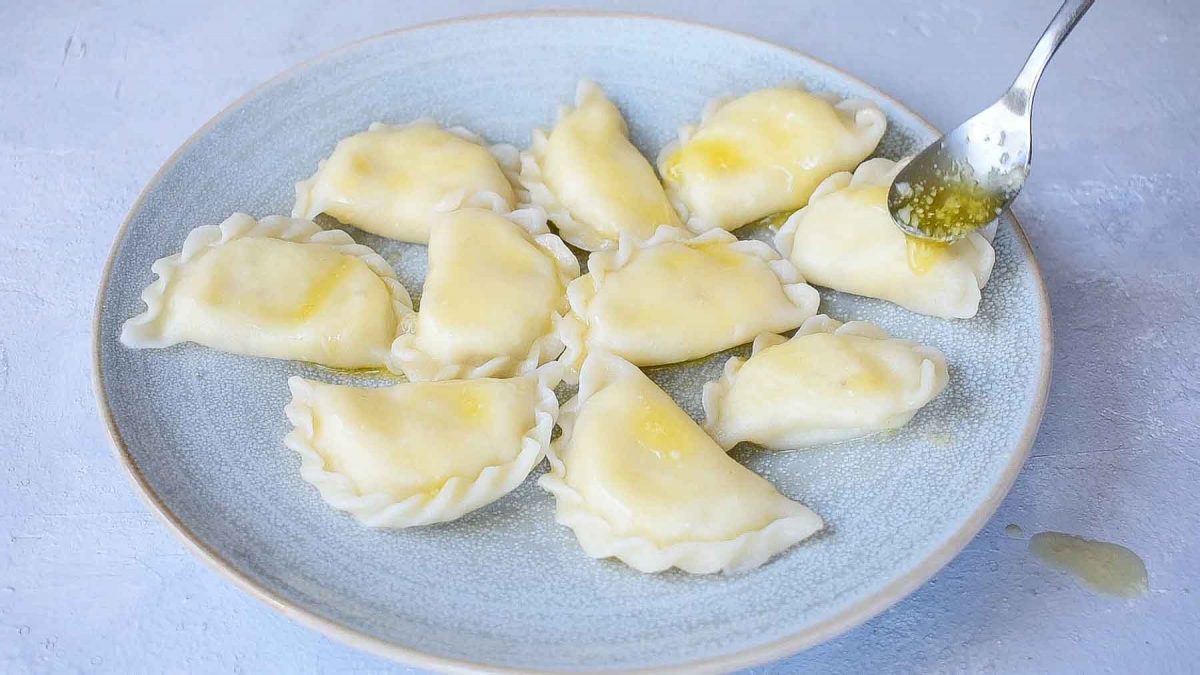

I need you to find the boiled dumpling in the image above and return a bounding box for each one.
[774,158,995,319]
[390,206,579,381]
[539,352,822,574]
[559,226,819,374]
[293,120,518,244]
[658,85,886,232]
[120,213,412,369]
[520,81,681,251]
[703,315,949,450]
[285,365,560,527]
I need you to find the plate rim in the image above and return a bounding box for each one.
[90,10,1054,674]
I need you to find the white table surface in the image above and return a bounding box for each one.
[3,1,1197,672]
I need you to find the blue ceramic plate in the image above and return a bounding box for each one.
[93,13,1051,673]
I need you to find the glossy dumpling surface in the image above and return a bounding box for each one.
[120,213,412,369]
[658,86,886,232]
[521,81,681,251]
[539,352,822,574]
[704,315,949,450]
[775,158,995,319]
[390,206,579,381]
[559,226,819,373]
[293,121,518,244]
[285,365,560,527]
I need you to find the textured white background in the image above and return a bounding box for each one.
[2,1,1198,672]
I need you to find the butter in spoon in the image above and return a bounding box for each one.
[888,0,1094,243]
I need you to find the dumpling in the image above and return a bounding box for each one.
[285,365,560,527]
[658,85,886,232]
[120,213,413,369]
[703,315,948,450]
[520,81,682,251]
[559,226,819,374]
[774,158,995,319]
[293,120,518,244]
[390,206,579,381]
[539,352,822,574]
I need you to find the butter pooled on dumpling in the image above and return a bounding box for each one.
[390,206,579,381]
[539,352,822,574]
[775,158,995,319]
[285,365,560,527]
[559,226,819,375]
[120,213,412,370]
[658,85,886,232]
[293,120,518,244]
[704,315,949,450]
[520,81,682,251]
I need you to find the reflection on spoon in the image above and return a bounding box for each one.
[888,0,1094,241]
[1029,531,1148,599]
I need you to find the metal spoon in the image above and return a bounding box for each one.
[888,0,1094,242]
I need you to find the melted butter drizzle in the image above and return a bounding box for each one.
[664,137,751,182]
[758,210,794,233]
[307,363,401,379]
[631,393,692,461]
[892,177,1005,240]
[905,236,948,275]
[1029,531,1149,599]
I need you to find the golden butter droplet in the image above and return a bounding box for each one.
[675,137,751,176]
[663,149,684,182]
[844,361,889,395]
[695,241,748,269]
[289,256,357,322]
[453,387,489,422]
[630,394,693,461]
[905,236,949,275]
[757,210,794,232]
[1029,531,1149,599]
[201,245,360,324]
[308,363,400,378]
[334,154,374,192]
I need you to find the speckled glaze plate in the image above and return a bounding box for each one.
[93,12,1051,673]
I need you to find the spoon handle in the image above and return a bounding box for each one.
[1009,0,1094,111]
